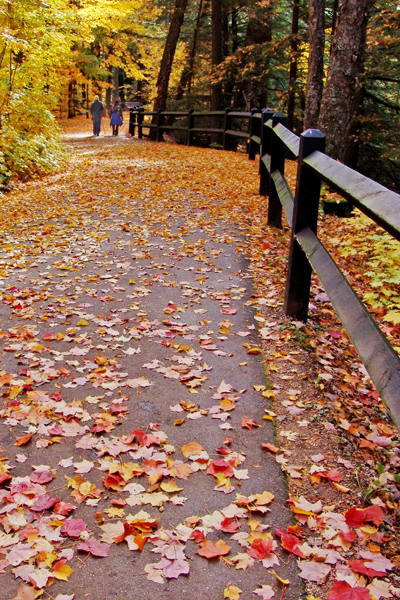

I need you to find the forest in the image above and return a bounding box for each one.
[0,0,399,188]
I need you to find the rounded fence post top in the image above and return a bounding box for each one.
[251,107,260,114]
[302,128,325,138]
[273,110,286,118]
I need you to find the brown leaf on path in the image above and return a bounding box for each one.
[197,539,231,559]
[261,442,279,453]
[10,585,35,600]
[77,538,110,557]
[297,559,331,583]
[181,441,204,457]
[13,433,33,446]
[253,585,274,599]
[241,417,261,430]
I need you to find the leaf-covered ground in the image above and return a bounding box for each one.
[0,117,399,600]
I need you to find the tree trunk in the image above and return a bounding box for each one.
[106,72,112,110]
[303,0,325,129]
[287,0,300,132]
[175,0,205,103]
[211,0,223,142]
[113,66,119,100]
[318,0,375,163]
[150,0,189,138]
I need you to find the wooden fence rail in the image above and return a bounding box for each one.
[126,105,400,427]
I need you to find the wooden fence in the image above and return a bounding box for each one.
[127,106,400,428]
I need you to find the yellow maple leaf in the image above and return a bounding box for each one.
[224,585,242,600]
[160,480,184,493]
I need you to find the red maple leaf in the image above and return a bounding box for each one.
[349,560,386,578]
[206,459,234,477]
[247,537,274,560]
[123,428,160,447]
[320,469,343,483]
[327,580,371,600]
[220,518,240,533]
[190,529,206,544]
[61,518,91,539]
[345,506,384,528]
[275,529,305,558]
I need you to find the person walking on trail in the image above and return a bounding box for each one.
[109,98,123,136]
[90,95,104,137]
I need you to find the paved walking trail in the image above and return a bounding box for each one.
[0,123,305,600]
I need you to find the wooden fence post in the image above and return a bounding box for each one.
[248,107,260,160]
[129,111,136,137]
[267,111,287,228]
[223,107,233,151]
[187,108,194,146]
[284,129,326,321]
[138,108,144,139]
[259,109,274,194]
[156,109,164,142]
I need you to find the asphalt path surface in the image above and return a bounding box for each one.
[0,133,305,600]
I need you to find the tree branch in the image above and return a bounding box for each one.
[365,90,400,112]
[367,75,400,85]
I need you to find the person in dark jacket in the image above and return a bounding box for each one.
[109,98,123,136]
[90,95,104,137]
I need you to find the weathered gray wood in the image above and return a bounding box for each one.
[284,129,326,320]
[249,108,261,160]
[193,111,225,117]
[160,126,187,131]
[268,112,287,228]
[225,130,249,139]
[259,110,274,195]
[271,170,294,227]
[297,226,400,429]
[156,109,164,142]
[187,108,194,146]
[304,151,400,241]
[273,122,300,157]
[162,111,187,116]
[229,111,251,118]
[191,127,224,133]
[261,154,271,172]
[223,108,233,151]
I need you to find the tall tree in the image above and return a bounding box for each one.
[286,0,300,131]
[303,0,325,129]
[318,0,375,164]
[152,0,189,114]
[211,0,223,141]
[174,0,206,104]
